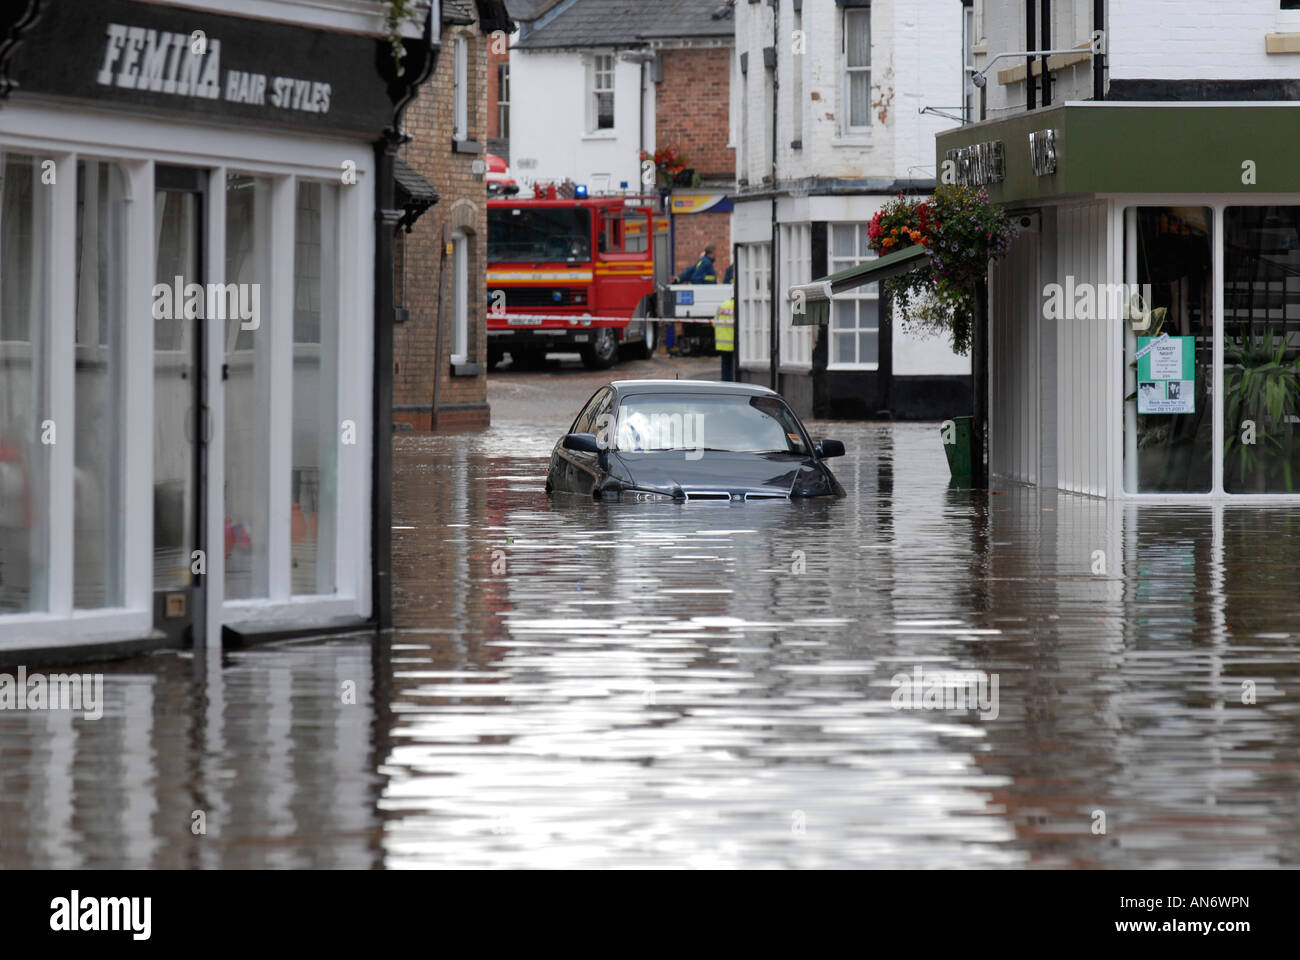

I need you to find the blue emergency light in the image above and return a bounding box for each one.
[574,184,588,198]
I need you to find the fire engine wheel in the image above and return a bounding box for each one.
[620,302,657,360]
[581,327,619,370]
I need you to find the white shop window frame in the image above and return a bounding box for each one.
[738,242,772,370]
[0,102,374,650]
[779,223,812,371]
[827,222,880,371]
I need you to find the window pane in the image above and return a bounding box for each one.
[225,174,272,598]
[1223,206,1300,493]
[0,153,49,612]
[597,92,614,129]
[833,299,855,330]
[1122,207,1213,493]
[74,160,126,608]
[859,330,878,365]
[291,181,338,595]
[858,296,879,327]
[846,10,871,67]
[849,70,871,128]
[832,224,855,258]
[835,332,856,364]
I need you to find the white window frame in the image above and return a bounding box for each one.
[589,52,615,133]
[842,6,872,135]
[497,60,509,138]
[827,222,880,371]
[0,102,375,650]
[450,228,469,364]
[779,223,812,370]
[792,9,804,145]
[453,35,468,142]
[738,242,771,369]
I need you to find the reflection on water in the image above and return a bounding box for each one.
[4,421,1300,867]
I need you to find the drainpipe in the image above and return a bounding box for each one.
[1093,0,1106,101]
[768,3,779,392]
[1040,0,1051,106]
[373,135,402,632]
[1025,0,1036,110]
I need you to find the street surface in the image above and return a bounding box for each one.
[3,355,1300,868]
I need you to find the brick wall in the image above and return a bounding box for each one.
[486,32,508,143]
[673,211,731,280]
[655,47,734,180]
[656,46,734,282]
[393,22,491,433]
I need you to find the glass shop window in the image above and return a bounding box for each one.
[1121,207,1214,493]
[1223,206,1300,494]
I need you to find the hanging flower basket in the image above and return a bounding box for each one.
[866,186,1017,355]
[640,148,689,190]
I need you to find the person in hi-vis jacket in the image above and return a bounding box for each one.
[713,297,735,382]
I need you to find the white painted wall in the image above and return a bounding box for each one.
[509,48,649,193]
[977,0,1300,120]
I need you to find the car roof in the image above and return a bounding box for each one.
[608,379,781,398]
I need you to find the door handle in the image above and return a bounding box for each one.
[201,404,214,445]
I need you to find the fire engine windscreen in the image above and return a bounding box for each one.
[489,207,592,263]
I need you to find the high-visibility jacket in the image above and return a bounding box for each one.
[713,298,735,352]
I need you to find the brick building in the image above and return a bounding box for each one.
[506,0,735,281]
[394,0,514,433]
[647,14,736,281]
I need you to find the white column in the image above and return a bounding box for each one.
[205,166,227,649]
[123,161,155,614]
[47,153,76,615]
[266,175,295,601]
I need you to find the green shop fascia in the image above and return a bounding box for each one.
[927,102,1300,500]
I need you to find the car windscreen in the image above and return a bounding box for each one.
[613,393,809,454]
[488,207,592,263]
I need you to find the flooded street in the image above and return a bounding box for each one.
[4,356,1300,868]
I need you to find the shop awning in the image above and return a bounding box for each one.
[394,157,439,233]
[788,243,929,326]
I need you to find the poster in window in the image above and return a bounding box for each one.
[1136,335,1195,414]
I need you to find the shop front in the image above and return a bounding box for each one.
[0,0,438,663]
[932,103,1300,500]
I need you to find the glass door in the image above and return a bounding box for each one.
[153,166,207,645]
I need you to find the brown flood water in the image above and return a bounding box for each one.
[3,356,1300,868]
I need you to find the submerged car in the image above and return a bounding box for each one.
[545,380,845,502]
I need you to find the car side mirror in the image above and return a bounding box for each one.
[815,439,845,459]
[563,432,601,453]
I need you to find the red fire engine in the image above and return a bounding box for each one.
[486,185,669,370]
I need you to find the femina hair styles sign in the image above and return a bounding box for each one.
[96,24,333,114]
[11,0,398,136]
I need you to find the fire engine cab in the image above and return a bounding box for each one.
[486,187,669,370]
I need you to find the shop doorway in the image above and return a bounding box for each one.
[152,166,208,646]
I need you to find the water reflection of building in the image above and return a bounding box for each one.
[0,642,382,868]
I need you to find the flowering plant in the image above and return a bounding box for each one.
[641,147,689,188]
[865,186,1017,355]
